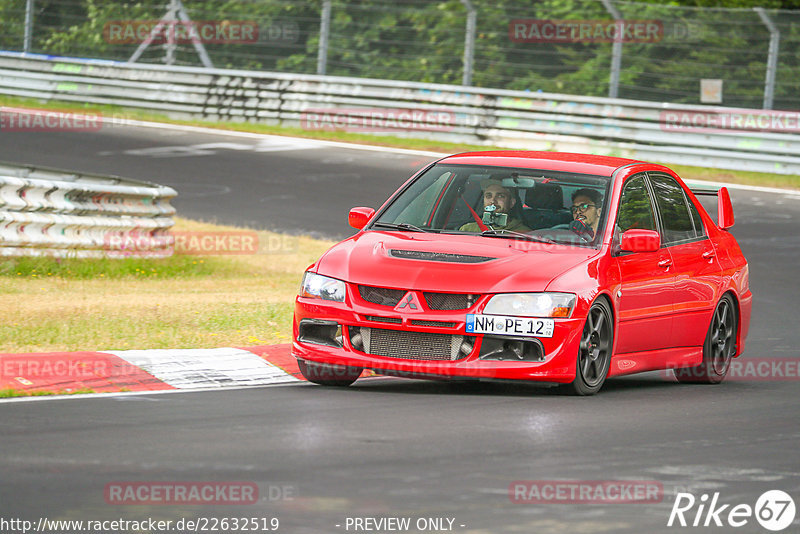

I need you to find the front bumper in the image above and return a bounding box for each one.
[292,296,583,384]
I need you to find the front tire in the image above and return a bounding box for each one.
[297,359,363,387]
[563,299,614,396]
[674,294,737,384]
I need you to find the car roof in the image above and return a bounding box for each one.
[438,151,646,177]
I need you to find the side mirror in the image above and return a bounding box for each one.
[348,207,375,230]
[620,229,661,253]
[718,187,735,229]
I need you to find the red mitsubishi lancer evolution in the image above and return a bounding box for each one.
[292,151,751,395]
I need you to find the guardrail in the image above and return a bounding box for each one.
[1,52,799,175]
[0,161,176,258]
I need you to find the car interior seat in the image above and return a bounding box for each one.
[522,183,572,229]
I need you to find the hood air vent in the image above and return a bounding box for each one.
[389,249,495,263]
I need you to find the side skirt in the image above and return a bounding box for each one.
[608,347,703,378]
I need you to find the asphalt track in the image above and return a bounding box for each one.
[0,122,436,239]
[2,123,800,533]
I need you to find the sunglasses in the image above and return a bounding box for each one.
[571,202,596,213]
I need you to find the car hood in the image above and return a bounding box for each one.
[315,231,600,294]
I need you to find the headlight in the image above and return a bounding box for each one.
[299,272,346,302]
[483,292,575,318]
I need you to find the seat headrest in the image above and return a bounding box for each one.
[526,183,564,210]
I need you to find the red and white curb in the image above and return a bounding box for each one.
[107,347,300,389]
[0,344,302,397]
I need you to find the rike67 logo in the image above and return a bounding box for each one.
[668,490,796,531]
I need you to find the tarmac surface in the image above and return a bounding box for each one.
[1,122,799,533]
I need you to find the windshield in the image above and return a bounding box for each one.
[370,164,611,248]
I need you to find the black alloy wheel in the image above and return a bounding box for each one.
[564,298,614,395]
[674,294,737,384]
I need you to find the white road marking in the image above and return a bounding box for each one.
[0,381,307,404]
[112,139,321,158]
[101,116,446,157]
[87,113,800,198]
[101,118,800,197]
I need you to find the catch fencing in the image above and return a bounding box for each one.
[2,0,798,110]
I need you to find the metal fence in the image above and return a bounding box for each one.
[0,160,176,258]
[1,0,798,111]
[2,53,799,175]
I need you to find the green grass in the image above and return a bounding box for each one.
[0,255,236,280]
[2,94,797,190]
[0,217,331,354]
[0,388,95,398]
[0,300,293,351]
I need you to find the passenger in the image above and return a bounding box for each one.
[570,188,603,235]
[460,179,530,233]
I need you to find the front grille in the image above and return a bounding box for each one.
[424,292,476,310]
[349,327,474,361]
[365,315,402,324]
[359,286,479,311]
[411,319,456,328]
[358,285,405,306]
[389,249,496,263]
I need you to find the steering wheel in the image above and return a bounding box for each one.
[569,219,595,241]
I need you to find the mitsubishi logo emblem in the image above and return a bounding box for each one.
[395,292,421,311]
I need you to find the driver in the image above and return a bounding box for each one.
[570,188,603,235]
[460,179,530,233]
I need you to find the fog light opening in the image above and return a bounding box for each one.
[479,335,544,362]
[298,319,343,348]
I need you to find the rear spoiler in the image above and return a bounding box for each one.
[687,184,734,230]
[688,187,720,197]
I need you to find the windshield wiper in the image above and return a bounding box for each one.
[479,228,556,244]
[371,222,433,233]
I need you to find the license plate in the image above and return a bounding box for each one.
[465,314,555,338]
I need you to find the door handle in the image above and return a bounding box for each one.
[702,250,716,260]
[658,259,672,268]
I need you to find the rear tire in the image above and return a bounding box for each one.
[674,294,737,384]
[563,298,613,396]
[297,359,363,387]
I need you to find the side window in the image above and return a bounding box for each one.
[688,198,706,238]
[649,174,696,244]
[617,176,656,233]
